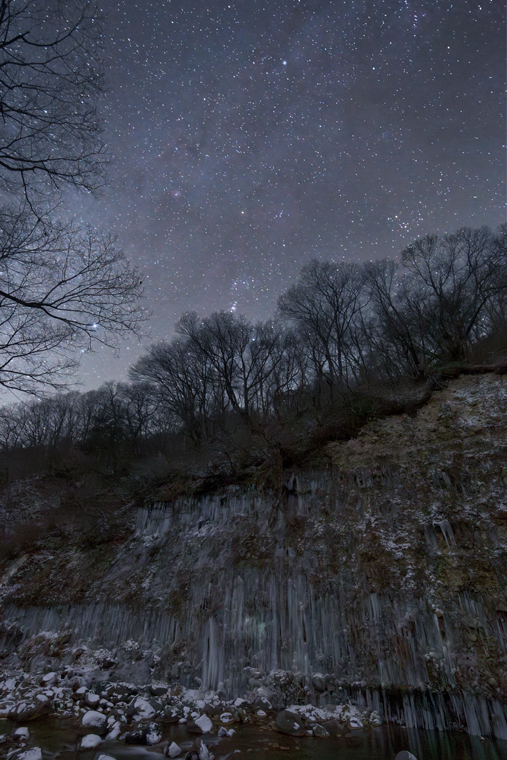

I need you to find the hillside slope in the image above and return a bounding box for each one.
[2,373,507,738]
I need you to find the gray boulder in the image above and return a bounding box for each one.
[253,696,272,711]
[311,673,326,692]
[7,748,43,760]
[9,697,52,722]
[312,723,330,737]
[275,709,306,736]
[81,710,107,731]
[395,753,418,760]
[125,722,162,745]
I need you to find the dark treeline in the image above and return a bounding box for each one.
[1,225,507,469]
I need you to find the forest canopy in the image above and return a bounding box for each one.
[1,225,506,470]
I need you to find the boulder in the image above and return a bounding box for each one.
[253,696,272,711]
[311,673,327,692]
[8,697,52,722]
[312,723,330,737]
[105,721,121,741]
[275,710,306,736]
[7,748,43,760]
[165,741,182,758]
[12,728,29,741]
[81,710,107,731]
[369,710,382,726]
[395,753,418,760]
[125,722,162,745]
[145,722,163,745]
[217,726,234,738]
[125,729,146,745]
[79,734,102,750]
[150,685,168,697]
[161,705,182,723]
[85,692,100,707]
[188,714,212,734]
[190,738,213,760]
[127,697,157,720]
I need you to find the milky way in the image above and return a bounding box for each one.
[76,0,505,389]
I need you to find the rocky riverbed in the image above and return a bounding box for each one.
[1,671,506,760]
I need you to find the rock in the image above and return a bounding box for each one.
[311,673,326,692]
[312,723,330,737]
[150,685,168,697]
[85,692,100,707]
[253,696,272,711]
[125,722,162,746]
[217,726,235,737]
[275,709,306,736]
[190,738,213,760]
[8,697,52,722]
[41,672,57,686]
[193,714,213,733]
[395,753,418,760]
[219,712,234,724]
[127,696,157,720]
[12,728,29,741]
[105,722,121,741]
[79,734,102,750]
[369,710,382,726]
[125,729,146,745]
[81,710,107,731]
[165,741,182,758]
[97,756,116,760]
[348,716,363,729]
[7,748,43,760]
[162,705,182,723]
[184,753,199,760]
[145,722,163,745]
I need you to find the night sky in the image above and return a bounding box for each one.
[76,0,505,389]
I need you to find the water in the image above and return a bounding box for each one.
[1,717,506,760]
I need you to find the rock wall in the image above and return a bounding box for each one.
[2,374,507,738]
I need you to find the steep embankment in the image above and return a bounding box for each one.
[2,373,507,738]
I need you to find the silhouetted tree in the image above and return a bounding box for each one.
[278,260,369,397]
[0,0,105,201]
[130,337,215,445]
[177,311,287,431]
[0,208,144,392]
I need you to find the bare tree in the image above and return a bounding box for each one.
[364,227,507,377]
[401,227,502,362]
[364,258,426,378]
[0,207,144,392]
[130,337,215,445]
[0,0,105,200]
[177,311,287,431]
[278,260,369,398]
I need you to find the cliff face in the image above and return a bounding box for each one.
[2,373,507,738]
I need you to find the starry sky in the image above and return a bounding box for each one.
[77,0,506,389]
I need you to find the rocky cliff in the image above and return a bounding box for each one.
[2,373,507,739]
